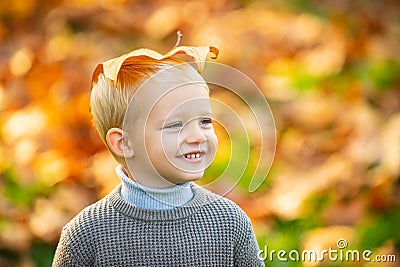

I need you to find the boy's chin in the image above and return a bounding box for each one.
[172,171,204,184]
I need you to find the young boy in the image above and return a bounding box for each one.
[52,46,264,266]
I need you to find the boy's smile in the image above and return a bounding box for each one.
[125,81,218,188]
[180,151,203,162]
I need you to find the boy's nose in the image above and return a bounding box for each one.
[181,120,207,144]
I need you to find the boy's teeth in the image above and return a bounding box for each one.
[185,153,201,159]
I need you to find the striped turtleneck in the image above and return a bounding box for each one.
[116,165,194,210]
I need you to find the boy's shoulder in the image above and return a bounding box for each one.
[61,183,252,237]
[191,184,252,224]
[60,187,115,239]
[193,184,242,209]
[194,183,246,209]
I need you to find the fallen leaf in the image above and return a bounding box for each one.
[101,45,219,82]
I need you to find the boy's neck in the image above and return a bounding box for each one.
[120,164,177,189]
[116,165,194,210]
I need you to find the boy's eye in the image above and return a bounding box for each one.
[164,122,183,129]
[200,118,213,125]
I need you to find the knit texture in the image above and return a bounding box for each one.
[52,184,264,266]
[117,165,194,210]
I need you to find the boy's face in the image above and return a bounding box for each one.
[126,82,218,187]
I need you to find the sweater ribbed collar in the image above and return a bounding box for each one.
[116,165,194,210]
[108,183,219,221]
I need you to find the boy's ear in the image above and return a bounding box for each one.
[106,128,135,158]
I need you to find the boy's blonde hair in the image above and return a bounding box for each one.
[90,56,208,148]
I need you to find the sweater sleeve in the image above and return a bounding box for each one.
[234,216,265,267]
[52,224,94,267]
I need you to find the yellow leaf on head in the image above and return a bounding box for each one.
[101,46,219,83]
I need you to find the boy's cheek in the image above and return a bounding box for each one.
[160,132,178,146]
[207,133,218,159]
[209,130,218,147]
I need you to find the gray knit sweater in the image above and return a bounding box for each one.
[52,184,264,266]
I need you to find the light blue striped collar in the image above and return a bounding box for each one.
[116,165,194,210]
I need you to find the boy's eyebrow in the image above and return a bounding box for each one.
[161,111,213,124]
[173,111,213,118]
[197,110,213,116]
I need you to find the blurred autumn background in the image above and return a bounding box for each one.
[1,0,399,266]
